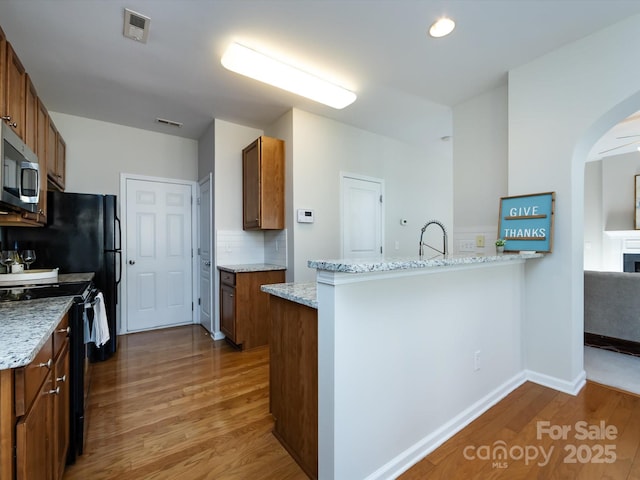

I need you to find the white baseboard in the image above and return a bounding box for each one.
[366,372,528,480]
[525,369,587,396]
[211,331,225,341]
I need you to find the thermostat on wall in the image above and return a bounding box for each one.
[297,209,314,223]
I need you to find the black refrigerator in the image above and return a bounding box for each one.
[5,191,121,361]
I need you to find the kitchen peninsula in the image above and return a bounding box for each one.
[265,253,542,480]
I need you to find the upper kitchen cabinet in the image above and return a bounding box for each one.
[47,116,66,191]
[3,42,26,141]
[24,74,37,153]
[242,136,285,230]
[0,24,67,226]
[0,27,5,118]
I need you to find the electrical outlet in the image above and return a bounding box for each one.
[474,350,481,371]
[459,240,475,252]
[476,235,485,248]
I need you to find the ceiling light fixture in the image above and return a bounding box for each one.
[221,42,357,109]
[429,17,456,38]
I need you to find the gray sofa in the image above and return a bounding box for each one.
[584,270,640,343]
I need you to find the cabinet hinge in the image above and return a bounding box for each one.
[380,246,383,254]
[192,302,194,311]
[198,298,201,305]
[379,194,383,203]
[197,197,201,205]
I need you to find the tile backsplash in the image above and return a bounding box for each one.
[216,229,287,266]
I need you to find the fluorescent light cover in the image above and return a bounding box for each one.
[429,17,455,38]
[221,42,356,109]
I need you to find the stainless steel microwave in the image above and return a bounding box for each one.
[0,123,40,213]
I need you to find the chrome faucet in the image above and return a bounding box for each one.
[419,220,448,257]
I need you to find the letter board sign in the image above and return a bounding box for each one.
[498,192,555,253]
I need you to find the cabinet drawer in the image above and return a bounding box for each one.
[220,271,236,286]
[15,335,54,417]
[53,313,70,358]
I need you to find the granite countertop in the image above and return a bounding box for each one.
[218,263,287,273]
[261,282,317,309]
[0,271,95,370]
[308,252,543,274]
[0,296,75,370]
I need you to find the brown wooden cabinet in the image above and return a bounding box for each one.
[0,313,70,480]
[52,341,70,480]
[54,133,66,191]
[0,26,6,118]
[269,295,318,479]
[46,118,65,192]
[242,136,285,230]
[3,42,26,141]
[4,76,49,226]
[24,74,37,153]
[219,269,285,349]
[15,370,53,480]
[0,25,66,226]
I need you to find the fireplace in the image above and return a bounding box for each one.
[623,253,640,272]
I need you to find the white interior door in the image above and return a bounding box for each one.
[125,178,194,332]
[341,174,384,258]
[198,174,213,333]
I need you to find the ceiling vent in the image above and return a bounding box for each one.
[123,8,150,43]
[155,118,183,128]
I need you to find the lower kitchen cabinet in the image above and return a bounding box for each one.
[269,295,318,479]
[52,341,70,480]
[15,373,53,480]
[219,269,285,350]
[0,313,70,480]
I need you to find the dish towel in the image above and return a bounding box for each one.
[83,305,95,344]
[93,292,111,347]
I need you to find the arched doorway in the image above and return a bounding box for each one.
[577,99,640,395]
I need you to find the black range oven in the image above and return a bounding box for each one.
[0,281,98,464]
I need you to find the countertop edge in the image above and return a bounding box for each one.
[307,253,543,273]
[261,282,318,309]
[218,263,287,273]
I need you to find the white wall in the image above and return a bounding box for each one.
[50,112,198,195]
[317,261,526,479]
[584,160,603,270]
[453,84,508,254]
[198,121,215,179]
[290,109,452,282]
[508,13,640,389]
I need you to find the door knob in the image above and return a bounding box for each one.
[129,260,135,265]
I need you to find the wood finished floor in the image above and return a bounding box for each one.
[64,325,640,480]
[63,325,306,480]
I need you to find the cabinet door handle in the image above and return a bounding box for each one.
[56,374,66,383]
[229,294,234,297]
[204,260,211,266]
[47,387,60,395]
[57,326,71,335]
[129,260,135,265]
[38,359,52,369]
[1,115,17,128]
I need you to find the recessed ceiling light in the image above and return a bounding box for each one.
[221,42,357,109]
[429,17,456,38]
